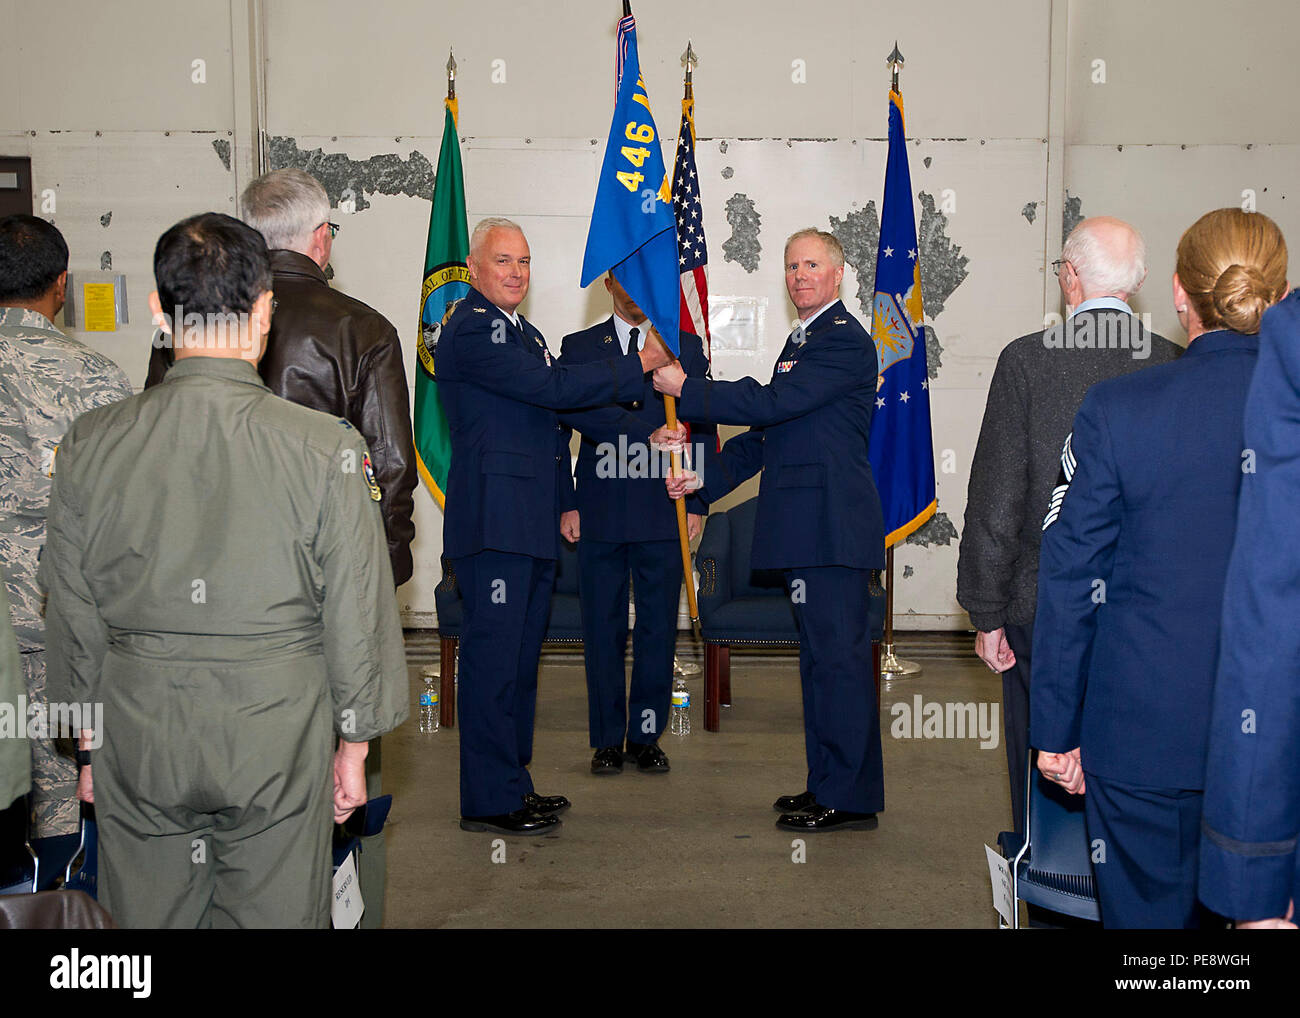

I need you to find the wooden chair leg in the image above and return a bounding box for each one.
[440,636,458,728]
[704,644,721,732]
[718,646,732,707]
[872,640,882,707]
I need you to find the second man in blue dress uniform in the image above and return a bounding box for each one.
[654,228,887,831]
[558,274,715,775]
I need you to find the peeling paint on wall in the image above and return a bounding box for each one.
[99,251,111,271]
[922,324,943,379]
[916,191,969,382]
[718,140,728,154]
[99,211,112,227]
[902,564,914,578]
[905,508,958,548]
[827,203,880,318]
[831,195,963,383]
[212,138,232,172]
[1021,201,1037,224]
[1063,190,1084,241]
[721,166,733,179]
[267,136,435,211]
[722,193,761,273]
[917,191,969,322]
[922,156,932,169]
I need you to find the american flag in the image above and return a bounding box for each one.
[615,15,635,88]
[672,103,711,349]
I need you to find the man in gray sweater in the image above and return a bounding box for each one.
[957,216,1180,841]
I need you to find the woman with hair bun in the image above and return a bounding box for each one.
[1029,208,1288,928]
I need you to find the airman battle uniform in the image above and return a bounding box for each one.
[0,307,131,837]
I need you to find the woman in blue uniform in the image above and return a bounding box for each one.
[1030,208,1288,928]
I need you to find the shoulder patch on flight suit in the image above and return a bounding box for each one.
[362,452,382,501]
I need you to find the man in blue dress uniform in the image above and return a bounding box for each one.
[435,218,672,836]
[558,273,714,775]
[654,228,886,831]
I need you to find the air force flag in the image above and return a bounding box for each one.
[869,89,937,546]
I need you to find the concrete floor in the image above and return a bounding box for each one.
[382,633,1009,928]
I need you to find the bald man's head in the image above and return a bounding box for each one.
[1060,216,1148,302]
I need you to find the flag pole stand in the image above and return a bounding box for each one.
[880,547,921,680]
[877,42,922,681]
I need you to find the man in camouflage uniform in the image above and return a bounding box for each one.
[0,582,28,816]
[0,214,132,839]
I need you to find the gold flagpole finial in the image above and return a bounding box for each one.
[681,40,697,99]
[886,42,904,93]
[446,48,457,101]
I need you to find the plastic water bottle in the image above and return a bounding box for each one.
[419,667,440,734]
[669,677,691,736]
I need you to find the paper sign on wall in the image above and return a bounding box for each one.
[82,283,117,332]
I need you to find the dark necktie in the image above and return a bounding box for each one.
[628,326,640,357]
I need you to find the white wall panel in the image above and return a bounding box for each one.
[10,0,1300,629]
[1064,143,1300,342]
[2,0,235,132]
[1067,0,1300,146]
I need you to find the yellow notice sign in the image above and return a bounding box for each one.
[83,282,117,332]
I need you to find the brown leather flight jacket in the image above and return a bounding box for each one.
[145,250,417,586]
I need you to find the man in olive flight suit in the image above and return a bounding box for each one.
[41,213,408,928]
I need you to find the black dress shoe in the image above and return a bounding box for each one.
[459,808,561,835]
[523,792,570,815]
[773,790,819,813]
[624,741,670,773]
[775,806,878,832]
[591,746,624,774]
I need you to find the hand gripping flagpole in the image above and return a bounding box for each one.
[651,325,700,635]
[879,41,922,681]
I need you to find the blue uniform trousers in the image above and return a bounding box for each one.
[1084,771,1205,929]
[785,566,884,813]
[577,537,679,748]
[454,550,556,817]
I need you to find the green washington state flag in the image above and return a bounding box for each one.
[414,98,470,509]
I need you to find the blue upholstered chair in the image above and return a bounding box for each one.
[997,758,1101,927]
[433,539,583,728]
[694,497,886,731]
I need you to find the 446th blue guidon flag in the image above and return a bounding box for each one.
[580,14,680,356]
[869,88,936,546]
